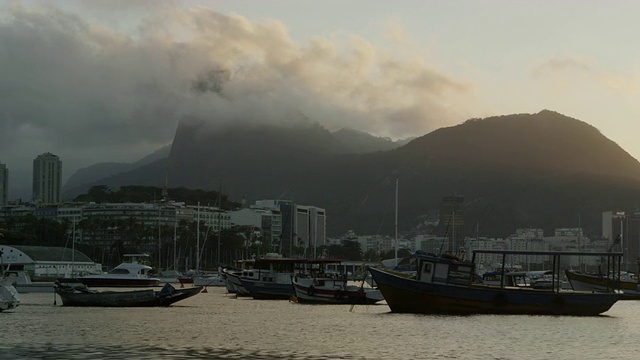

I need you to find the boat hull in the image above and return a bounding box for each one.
[370,267,619,316]
[292,278,382,304]
[239,278,293,300]
[565,270,640,295]
[225,273,250,296]
[193,275,225,287]
[56,284,203,307]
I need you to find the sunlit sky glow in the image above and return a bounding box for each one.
[1,0,639,199]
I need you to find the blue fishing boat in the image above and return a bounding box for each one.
[369,250,622,316]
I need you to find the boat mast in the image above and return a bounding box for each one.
[71,220,75,276]
[452,210,456,254]
[196,202,200,272]
[395,177,398,267]
[578,213,582,272]
[158,206,161,271]
[174,213,178,271]
[216,180,222,268]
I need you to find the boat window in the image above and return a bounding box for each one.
[108,269,129,274]
[423,263,433,274]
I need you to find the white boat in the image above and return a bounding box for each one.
[8,270,55,293]
[1,273,20,312]
[157,270,182,284]
[193,272,225,287]
[292,274,383,304]
[78,254,161,287]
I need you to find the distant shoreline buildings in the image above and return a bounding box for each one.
[1,154,638,272]
[0,197,326,266]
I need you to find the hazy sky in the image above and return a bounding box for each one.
[1,0,639,200]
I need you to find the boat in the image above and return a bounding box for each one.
[157,270,181,284]
[292,273,384,304]
[369,250,622,315]
[77,254,161,287]
[6,269,55,293]
[178,275,194,285]
[1,272,20,312]
[481,269,571,290]
[565,269,640,296]
[54,282,203,307]
[193,272,226,287]
[238,255,342,300]
[225,270,250,296]
[222,259,255,295]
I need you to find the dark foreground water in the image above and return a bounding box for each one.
[3,286,640,359]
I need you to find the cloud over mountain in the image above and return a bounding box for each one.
[0,2,476,199]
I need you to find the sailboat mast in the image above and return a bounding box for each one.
[196,202,200,272]
[216,180,222,267]
[158,207,161,271]
[71,220,75,276]
[174,214,177,271]
[395,177,398,267]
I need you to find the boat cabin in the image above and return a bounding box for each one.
[241,258,344,283]
[416,252,475,285]
[122,254,151,265]
[107,262,154,278]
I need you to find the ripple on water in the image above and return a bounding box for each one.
[4,288,640,359]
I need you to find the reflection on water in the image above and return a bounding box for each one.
[0,344,369,359]
[3,287,640,359]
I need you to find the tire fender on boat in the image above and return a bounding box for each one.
[335,289,342,299]
[307,286,315,296]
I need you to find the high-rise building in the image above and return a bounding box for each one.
[0,163,7,206]
[602,210,640,273]
[250,199,326,256]
[32,152,62,204]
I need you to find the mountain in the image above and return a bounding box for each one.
[62,110,640,239]
[63,145,171,191]
[331,127,412,154]
[62,124,407,196]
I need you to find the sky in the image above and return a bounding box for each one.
[1,0,639,200]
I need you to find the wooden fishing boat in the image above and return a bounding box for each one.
[238,255,349,300]
[292,274,383,304]
[55,282,203,307]
[565,269,640,295]
[369,250,622,316]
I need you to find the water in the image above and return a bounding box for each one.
[3,286,640,359]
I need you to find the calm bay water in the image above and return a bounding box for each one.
[3,286,640,359]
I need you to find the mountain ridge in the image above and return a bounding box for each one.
[62,110,640,239]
